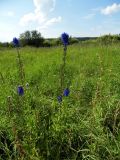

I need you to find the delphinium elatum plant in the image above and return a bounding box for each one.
[58,32,70,102]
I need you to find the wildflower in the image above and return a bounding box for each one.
[13,37,19,46]
[26,83,29,88]
[57,95,62,103]
[7,96,12,100]
[61,32,69,46]
[63,88,70,96]
[17,86,24,96]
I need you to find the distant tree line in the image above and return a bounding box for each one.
[0,30,80,48]
[97,34,120,45]
[0,31,120,48]
[19,30,44,47]
[19,31,80,47]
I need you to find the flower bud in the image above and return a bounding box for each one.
[63,88,70,97]
[17,86,24,96]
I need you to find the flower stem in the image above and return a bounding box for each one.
[16,48,25,85]
[60,45,67,94]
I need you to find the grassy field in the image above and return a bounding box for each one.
[0,43,120,159]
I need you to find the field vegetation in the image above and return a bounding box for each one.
[0,36,120,159]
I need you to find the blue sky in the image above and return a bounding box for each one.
[0,0,120,42]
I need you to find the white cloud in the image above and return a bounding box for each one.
[44,16,62,27]
[82,13,95,20]
[101,3,120,15]
[19,12,36,26]
[19,0,61,29]
[33,0,56,13]
[38,16,62,29]
[19,11,45,26]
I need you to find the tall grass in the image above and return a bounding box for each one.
[0,43,120,159]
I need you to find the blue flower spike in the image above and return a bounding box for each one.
[61,32,69,46]
[17,86,24,96]
[57,95,62,103]
[13,37,19,47]
[63,88,70,97]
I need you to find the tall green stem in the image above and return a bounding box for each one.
[16,48,25,85]
[60,45,67,94]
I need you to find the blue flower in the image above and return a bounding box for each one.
[57,95,62,103]
[61,32,69,46]
[63,88,70,96]
[13,37,19,46]
[17,86,24,96]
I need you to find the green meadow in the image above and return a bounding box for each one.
[0,43,120,159]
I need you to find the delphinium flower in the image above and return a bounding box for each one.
[61,33,69,46]
[17,86,24,96]
[63,88,70,97]
[61,33,69,84]
[57,95,62,103]
[58,32,69,102]
[13,37,19,47]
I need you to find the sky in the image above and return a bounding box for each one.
[0,0,120,42]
